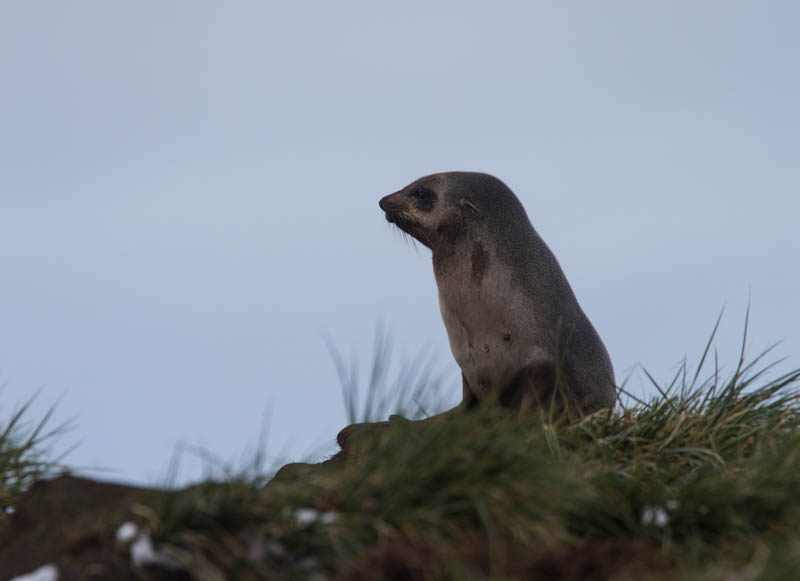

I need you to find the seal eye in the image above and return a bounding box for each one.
[409,188,436,208]
[409,188,435,211]
[411,189,431,201]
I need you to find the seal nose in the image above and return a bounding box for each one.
[379,196,388,211]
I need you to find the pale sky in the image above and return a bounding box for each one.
[1,1,798,485]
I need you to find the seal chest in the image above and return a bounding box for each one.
[380,171,616,415]
[437,251,540,396]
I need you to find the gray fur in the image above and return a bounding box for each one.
[379,171,616,416]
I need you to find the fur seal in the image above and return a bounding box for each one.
[379,172,615,416]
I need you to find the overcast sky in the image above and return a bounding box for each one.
[1,1,798,485]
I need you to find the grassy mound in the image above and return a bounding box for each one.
[142,327,800,579]
[3,317,800,579]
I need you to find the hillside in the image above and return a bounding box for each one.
[2,330,800,580]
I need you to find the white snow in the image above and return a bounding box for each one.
[116,521,138,543]
[294,508,320,525]
[9,564,59,581]
[641,505,670,527]
[294,508,339,526]
[130,533,183,570]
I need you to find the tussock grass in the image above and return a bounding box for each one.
[4,313,799,579]
[325,324,452,423]
[146,314,800,579]
[0,392,71,513]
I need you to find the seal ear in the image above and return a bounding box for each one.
[460,198,480,216]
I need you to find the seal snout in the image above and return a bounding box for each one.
[379,192,401,213]
[379,193,402,224]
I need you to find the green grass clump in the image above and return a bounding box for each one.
[326,324,452,423]
[146,316,800,579]
[3,314,798,578]
[0,393,69,514]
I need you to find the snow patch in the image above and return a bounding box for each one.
[116,521,138,543]
[130,533,183,570]
[294,508,339,526]
[9,564,59,581]
[641,505,669,527]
